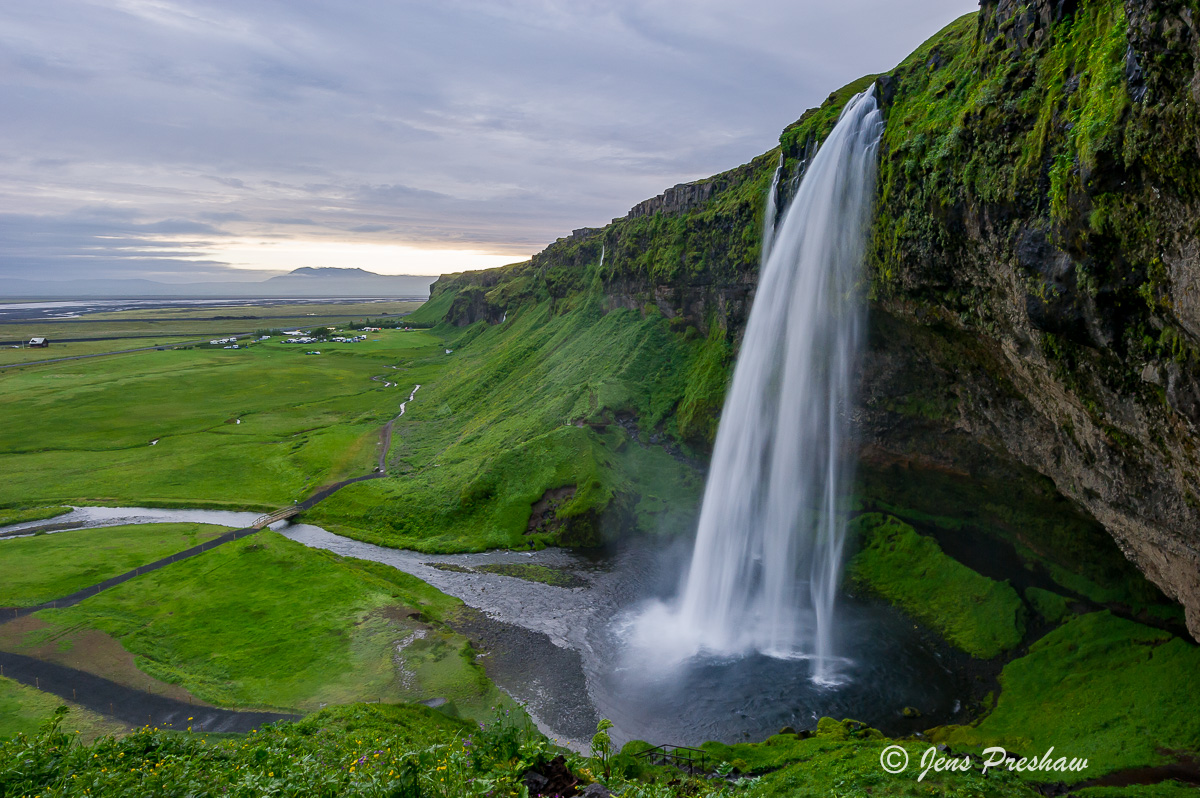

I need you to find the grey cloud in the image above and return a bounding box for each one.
[0,0,977,279]
[204,175,247,189]
[265,217,319,226]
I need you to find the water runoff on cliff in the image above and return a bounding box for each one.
[628,87,884,685]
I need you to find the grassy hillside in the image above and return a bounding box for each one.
[306,296,707,551]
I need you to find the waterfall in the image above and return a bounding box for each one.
[599,243,606,269]
[762,153,784,263]
[635,88,882,684]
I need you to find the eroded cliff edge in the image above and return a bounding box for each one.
[422,0,1200,639]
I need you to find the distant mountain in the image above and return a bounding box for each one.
[2,268,435,299]
[269,267,379,280]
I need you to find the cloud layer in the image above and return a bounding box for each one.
[0,0,976,280]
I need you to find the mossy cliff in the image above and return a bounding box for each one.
[407,0,1200,639]
[862,0,1200,642]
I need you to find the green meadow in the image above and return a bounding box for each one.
[0,337,197,366]
[10,531,498,715]
[0,328,446,511]
[0,523,230,607]
[1,300,423,347]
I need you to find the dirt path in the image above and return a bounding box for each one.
[376,384,420,471]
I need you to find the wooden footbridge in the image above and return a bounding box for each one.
[252,506,302,528]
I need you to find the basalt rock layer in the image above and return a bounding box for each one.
[424,0,1200,639]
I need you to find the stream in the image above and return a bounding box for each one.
[2,507,971,749]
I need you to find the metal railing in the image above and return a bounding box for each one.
[252,507,299,528]
[634,744,710,774]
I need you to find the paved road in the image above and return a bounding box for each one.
[0,651,297,733]
[0,339,216,369]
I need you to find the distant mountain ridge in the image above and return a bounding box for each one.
[270,267,378,279]
[2,268,435,298]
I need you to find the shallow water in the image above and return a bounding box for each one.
[0,505,279,538]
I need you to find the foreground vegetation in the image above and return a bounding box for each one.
[12,696,1196,798]
[0,703,1047,798]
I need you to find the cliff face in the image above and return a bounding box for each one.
[423,0,1200,638]
[862,0,1200,640]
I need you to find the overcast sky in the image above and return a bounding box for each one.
[0,0,976,282]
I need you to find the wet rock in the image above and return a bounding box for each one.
[1126,44,1148,103]
[581,784,613,798]
[522,754,579,797]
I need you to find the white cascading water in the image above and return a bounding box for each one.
[634,88,882,684]
[762,153,784,263]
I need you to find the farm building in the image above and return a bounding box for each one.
[28,337,48,348]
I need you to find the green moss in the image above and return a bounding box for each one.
[1024,586,1071,623]
[855,438,1175,619]
[935,612,1200,782]
[850,513,1025,658]
[674,322,732,443]
[472,563,584,588]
